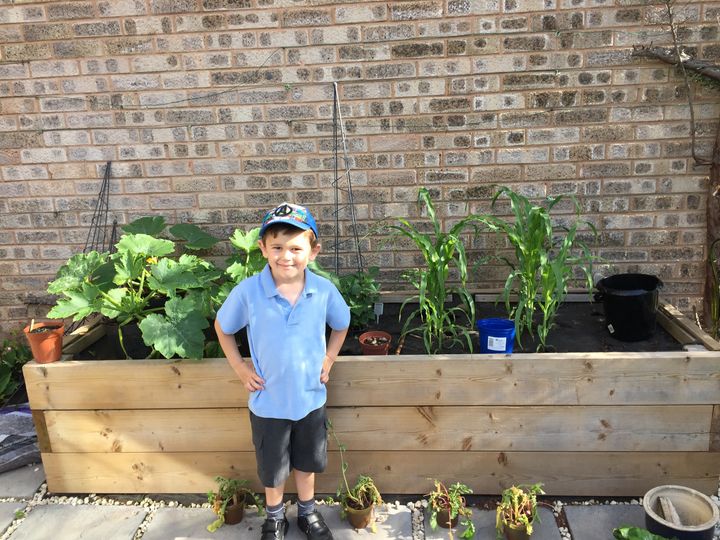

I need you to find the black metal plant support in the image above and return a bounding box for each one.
[331,82,364,275]
[83,161,117,254]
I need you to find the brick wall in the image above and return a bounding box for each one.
[0,0,718,337]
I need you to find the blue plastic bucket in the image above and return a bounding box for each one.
[476,318,516,354]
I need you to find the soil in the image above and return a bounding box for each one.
[71,301,683,360]
[28,326,61,334]
[340,301,683,356]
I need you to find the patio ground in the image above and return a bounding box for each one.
[1,463,718,540]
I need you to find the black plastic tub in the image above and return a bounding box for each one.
[595,273,663,342]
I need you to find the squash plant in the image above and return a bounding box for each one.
[47,217,223,359]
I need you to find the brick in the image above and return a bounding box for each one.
[282,9,330,27]
[497,148,549,164]
[105,37,154,55]
[362,24,414,42]
[54,39,104,58]
[335,4,386,23]
[390,2,442,20]
[98,0,148,17]
[3,43,53,61]
[364,62,416,79]
[20,147,67,164]
[391,42,444,58]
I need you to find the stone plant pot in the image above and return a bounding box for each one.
[643,485,720,540]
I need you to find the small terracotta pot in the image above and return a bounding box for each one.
[358,330,392,355]
[23,321,64,364]
[345,504,374,529]
[436,508,459,529]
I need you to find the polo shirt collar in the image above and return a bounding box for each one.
[259,264,318,299]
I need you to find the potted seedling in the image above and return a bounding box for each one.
[23,319,64,364]
[495,483,544,540]
[207,476,264,532]
[427,479,476,539]
[329,419,383,530]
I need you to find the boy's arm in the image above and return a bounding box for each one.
[320,326,349,384]
[214,319,265,392]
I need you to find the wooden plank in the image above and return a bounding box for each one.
[711,405,720,452]
[31,410,52,453]
[659,303,720,351]
[44,409,252,453]
[61,322,106,355]
[23,352,720,410]
[40,450,720,496]
[656,309,697,346]
[43,405,712,453]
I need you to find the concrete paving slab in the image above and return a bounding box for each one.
[142,503,411,540]
[8,504,147,540]
[564,504,645,540]
[0,502,26,536]
[426,507,560,540]
[140,507,256,540]
[0,464,44,498]
[425,507,495,540]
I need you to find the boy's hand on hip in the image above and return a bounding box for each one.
[234,361,265,392]
[320,354,334,384]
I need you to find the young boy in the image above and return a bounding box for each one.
[215,202,350,540]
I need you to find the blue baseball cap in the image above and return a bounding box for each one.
[259,202,319,239]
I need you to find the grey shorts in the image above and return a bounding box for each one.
[249,405,328,488]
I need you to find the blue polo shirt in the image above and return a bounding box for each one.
[216,265,350,420]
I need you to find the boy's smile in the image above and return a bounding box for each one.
[259,228,320,285]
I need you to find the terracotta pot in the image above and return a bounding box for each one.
[24,321,64,364]
[502,522,532,540]
[436,508,458,529]
[345,504,374,529]
[358,330,392,355]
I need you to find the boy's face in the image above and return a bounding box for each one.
[258,228,320,284]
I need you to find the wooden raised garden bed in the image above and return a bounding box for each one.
[23,301,720,497]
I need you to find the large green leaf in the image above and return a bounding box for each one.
[116,233,175,258]
[148,258,200,295]
[112,250,146,284]
[47,284,101,321]
[169,223,220,251]
[229,227,261,252]
[47,251,109,294]
[138,296,209,359]
[122,216,166,236]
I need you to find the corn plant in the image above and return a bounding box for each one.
[475,186,596,351]
[386,187,479,354]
